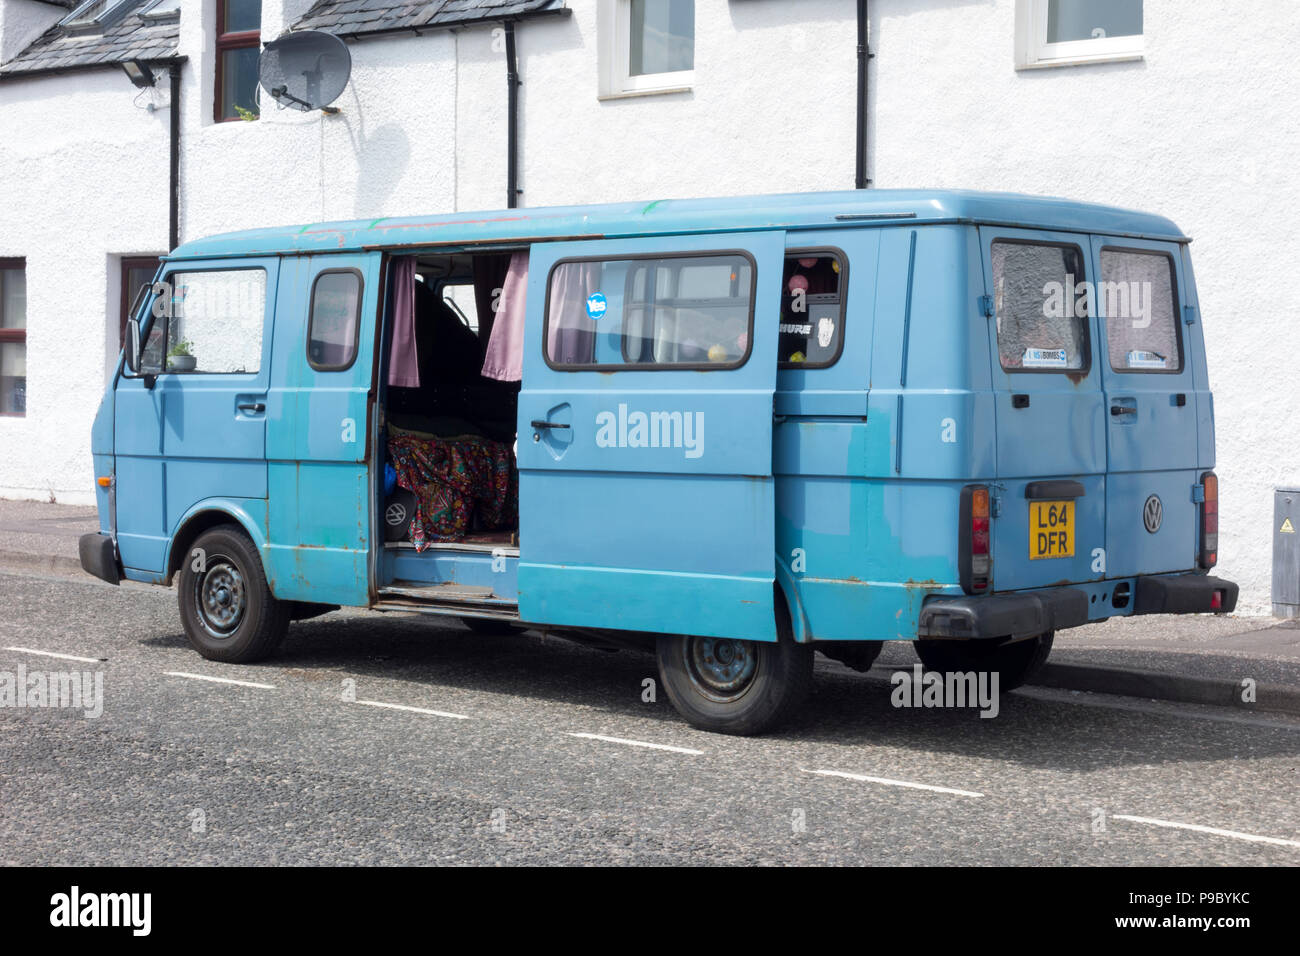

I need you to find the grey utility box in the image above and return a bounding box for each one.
[1274,488,1300,618]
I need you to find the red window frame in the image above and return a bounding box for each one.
[0,257,26,418]
[214,0,261,123]
[120,256,162,349]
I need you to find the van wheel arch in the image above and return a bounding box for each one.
[166,511,261,586]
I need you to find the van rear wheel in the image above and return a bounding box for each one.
[177,526,290,663]
[913,632,1053,692]
[657,633,812,736]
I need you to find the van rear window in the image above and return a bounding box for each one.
[1099,249,1182,373]
[545,253,754,369]
[991,241,1089,373]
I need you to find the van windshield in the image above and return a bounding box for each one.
[991,241,1089,373]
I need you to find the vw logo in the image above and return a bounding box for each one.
[1143,494,1163,534]
[385,502,408,526]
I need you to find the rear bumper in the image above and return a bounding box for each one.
[917,573,1238,641]
[78,532,121,585]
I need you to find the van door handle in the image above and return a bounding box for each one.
[530,420,570,430]
[238,402,266,414]
[1110,405,1137,416]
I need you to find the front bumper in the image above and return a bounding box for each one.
[79,532,121,585]
[917,573,1238,641]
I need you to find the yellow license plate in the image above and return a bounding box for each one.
[1029,500,1074,560]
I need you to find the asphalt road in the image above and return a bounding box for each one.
[2,568,1298,865]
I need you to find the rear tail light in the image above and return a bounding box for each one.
[960,484,992,593]
[1200,471,1218,569]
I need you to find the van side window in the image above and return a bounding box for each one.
[545,253,754,369]
[991,241,1089,372]
[162,269,266,374]
[779,251,845,367]
[1099,249,1182,373]
[307,270,363,371]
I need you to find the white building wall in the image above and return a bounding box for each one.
[0,0,1295,612]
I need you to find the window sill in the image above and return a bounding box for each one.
[1017,51,1144,70]
[598,85,692,101]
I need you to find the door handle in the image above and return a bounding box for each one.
[530,420,570,430]
[1110,405,1136,417]
[238,402,266,414]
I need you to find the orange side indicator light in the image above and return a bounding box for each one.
[97,476,112,487]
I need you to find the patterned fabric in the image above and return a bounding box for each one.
[387,435,517,549]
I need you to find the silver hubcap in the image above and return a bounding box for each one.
[196,559,246,638]
[685,637,758,702]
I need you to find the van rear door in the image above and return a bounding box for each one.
[1089,236,1200,577]
[980,227,1107,590]
[517,232,785,640]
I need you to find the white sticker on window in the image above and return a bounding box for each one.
[1125,349,1167,369]
[1022,347,1068,368]
[817,317,835,349]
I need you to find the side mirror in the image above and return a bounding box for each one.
[124,318,142,374]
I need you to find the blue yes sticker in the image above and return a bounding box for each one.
[586,292,608,320]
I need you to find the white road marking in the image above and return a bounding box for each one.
[1113,814,1300,849]
[567,732,704,755]
[164,671,277,690]
[353,699,469,720]
[4,645,103,664]
[802,768,984,798]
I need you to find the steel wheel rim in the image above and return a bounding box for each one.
[194,556,246,639]
[683,636,758,702]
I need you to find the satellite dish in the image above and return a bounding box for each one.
[258,30,351,112]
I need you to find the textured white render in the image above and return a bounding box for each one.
[0,0,1295,612]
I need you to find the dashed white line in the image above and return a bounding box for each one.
[164,671,277,690]
[567,732,704,755]
[353,699,469,720]
[5,646,103,664]
[802,768,984,798]
[1113,814,1300,849]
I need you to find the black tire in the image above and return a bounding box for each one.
[913,632,1054,692]
[657,629,813,736]
[460,616,520,636]
[177,525,290,663]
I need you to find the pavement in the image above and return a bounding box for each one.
[3,496,1299,717]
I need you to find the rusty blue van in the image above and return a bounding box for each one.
[79,189,1238,734]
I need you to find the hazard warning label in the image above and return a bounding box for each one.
[1282,517,1296,534]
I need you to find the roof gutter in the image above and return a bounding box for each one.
[324,6,570,44]
[0,54,186,83]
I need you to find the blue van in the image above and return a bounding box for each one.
[79,190,1237,734]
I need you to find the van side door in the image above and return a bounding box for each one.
[1089,236,1200,577]
[114,259,279,577]
[264,253,380,607]
[517,232,785,639]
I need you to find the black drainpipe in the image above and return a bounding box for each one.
[169,62,181,250]
[855,0,872,189]
[504,21,521,208]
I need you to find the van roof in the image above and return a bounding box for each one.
[169,189,1189,260]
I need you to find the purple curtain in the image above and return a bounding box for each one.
[547,261,601,366]
[481,251,529,382]
[387,257,420,388]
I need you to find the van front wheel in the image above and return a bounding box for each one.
[913,632,1053,692]
[177,526,290,663]
[657,634,812,736]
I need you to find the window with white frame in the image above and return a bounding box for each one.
[1017,0,1143,70]
[599,0,695,98]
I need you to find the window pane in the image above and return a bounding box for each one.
[308,271,362,369]
[0,341,25,415]
[547,253,752,368]
[779,254,844,367]
[221,0,261,33]
[1047,0,1142,42]
[220,46,260,119]
[1100,249,1181,372]
[2,268,26,329]
[992,241,1089,372]
[165,269,266,373]
[630,0,694,76]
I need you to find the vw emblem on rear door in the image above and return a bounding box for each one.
[385,502,408,526]
[1143,495,1163,534]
